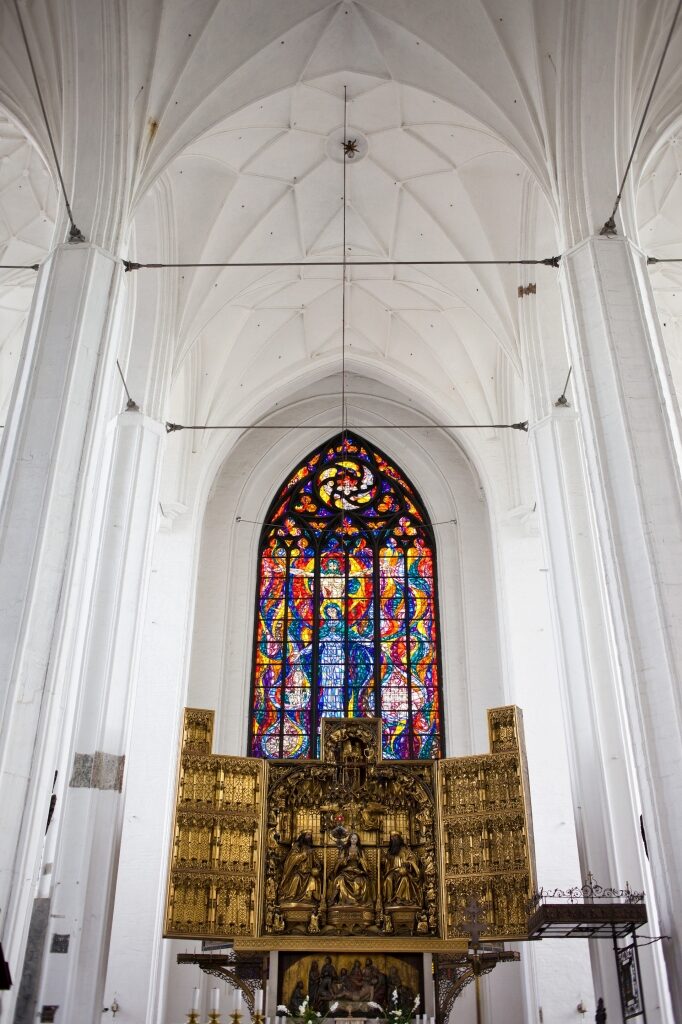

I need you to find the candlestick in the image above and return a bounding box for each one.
[187,986,201,1024]
[255,989,264,1014]
[230,992,243,1024]
[211,989,220,1012]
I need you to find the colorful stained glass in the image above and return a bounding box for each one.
[249,433,443,760]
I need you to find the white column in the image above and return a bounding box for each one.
[560,234,682,1016]
[494,511,594,1024]
[520,243,673,1018]
[103,510,198,1024]
[33,411,165,1022]
[0,243,123,1007]
[529,410,642,1017]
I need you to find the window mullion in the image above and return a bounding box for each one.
[311,538,321,757]
[281,544,291,759]
[373,534,381,738]
[344,544,350,717]
[403,542,414,759]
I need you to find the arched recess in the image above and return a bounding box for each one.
[184,378,504,761]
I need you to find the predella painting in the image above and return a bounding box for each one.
[279,953,422,1018]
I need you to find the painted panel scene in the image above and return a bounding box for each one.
[279,953,422,1018]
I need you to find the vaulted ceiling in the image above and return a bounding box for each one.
[160,78,542,431]
[0,0,680,445]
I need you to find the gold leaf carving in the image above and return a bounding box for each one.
[164,707,536,946]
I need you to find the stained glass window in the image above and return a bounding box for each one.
[249,433,443,760]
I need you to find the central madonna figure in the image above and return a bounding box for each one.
[331,832,373,906]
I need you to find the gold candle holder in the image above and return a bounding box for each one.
[229,1012,242,1024]
[252,1013,265,1024]
[209,1014,223,1024]
[186,1014,200,1024]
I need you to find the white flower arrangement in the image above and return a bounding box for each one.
[279,984,419,1024]
[367,988,420,1024]
[278,995,339,1023]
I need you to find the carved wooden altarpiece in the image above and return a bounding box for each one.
[164,706,535,953]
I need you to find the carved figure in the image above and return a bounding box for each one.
[335,968,353,998]
[382,833,422,907]
[363,958,386,1004]
[347,959,373,1001]
[277,832,322,905]
[290,981,306,1014]
[308,960,321,1007]
[272,910,285,933]
[330,832,373,906]
[318,956,338,1002]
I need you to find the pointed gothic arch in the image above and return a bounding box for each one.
[248,433,444,761]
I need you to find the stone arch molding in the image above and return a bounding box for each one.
[186,379,504,768]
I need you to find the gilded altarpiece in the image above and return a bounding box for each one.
[164,707,535,949]
[165,710,266,940]
[439,706,536,941]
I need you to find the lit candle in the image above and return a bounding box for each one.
[211,988,220,1012]
[192,987,201,1011]
[256,990,264,1014]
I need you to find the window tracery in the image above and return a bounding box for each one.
[249,434,443,760]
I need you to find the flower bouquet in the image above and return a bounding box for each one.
[277,996,339,1024]
[367,990,421,1024]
